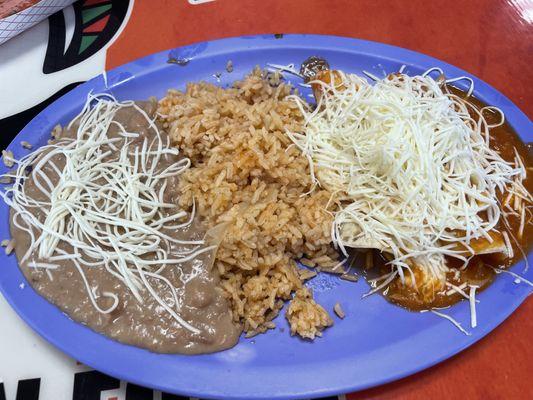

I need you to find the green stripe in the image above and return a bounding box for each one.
[79,35,97,54]
[82,4,112,25]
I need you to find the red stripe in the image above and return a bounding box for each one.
[84,14,110,33]
[84,0,109,6]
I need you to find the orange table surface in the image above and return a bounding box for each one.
[106,1,533,399]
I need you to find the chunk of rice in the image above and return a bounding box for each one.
[158,68,337,338]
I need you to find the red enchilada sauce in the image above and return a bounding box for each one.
[384,86,533,310]
[301,63,532,310]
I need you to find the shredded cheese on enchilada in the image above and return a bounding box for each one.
[287,70,526,284]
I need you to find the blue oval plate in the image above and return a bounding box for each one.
[0,35,531,400]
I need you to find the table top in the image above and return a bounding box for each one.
[0,1,531,399]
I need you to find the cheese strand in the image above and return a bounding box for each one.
[288,70,527,283]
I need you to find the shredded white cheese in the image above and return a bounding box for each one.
[0,94,210,335]
[445,282,470,299]
[502,231,514,259]
[429,309,471,336]
[492,266,533,287]
[468,285,478,328]
[266,63,302,78]
[362,270,398,298]
[288,69,528,284]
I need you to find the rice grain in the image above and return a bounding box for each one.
[158,69,337,338]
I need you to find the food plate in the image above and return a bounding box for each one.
[0,34,531,399]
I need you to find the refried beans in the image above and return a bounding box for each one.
[9,100,241,354]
